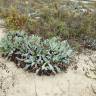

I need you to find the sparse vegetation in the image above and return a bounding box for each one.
[0,0,96,39]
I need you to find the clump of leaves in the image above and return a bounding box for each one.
[0,31,73,76]
[81,35,96,50]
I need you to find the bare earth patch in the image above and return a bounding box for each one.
[0,26,96,96]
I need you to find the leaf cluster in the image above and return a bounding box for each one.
[0,31,73,75]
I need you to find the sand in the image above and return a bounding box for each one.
[0,23,96,96]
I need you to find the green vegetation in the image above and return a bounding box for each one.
[0,31,73,75]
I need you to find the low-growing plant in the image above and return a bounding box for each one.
[0,31,73,75]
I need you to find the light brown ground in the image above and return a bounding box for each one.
[0,24,96,96]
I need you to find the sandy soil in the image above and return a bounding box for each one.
[0,26,96,96]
